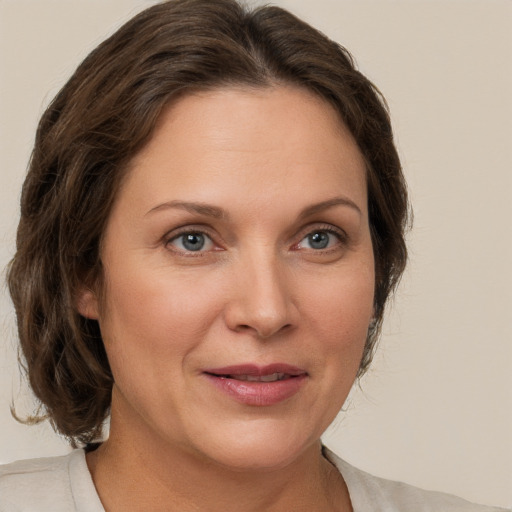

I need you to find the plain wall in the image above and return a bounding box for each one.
[0,0,510,508]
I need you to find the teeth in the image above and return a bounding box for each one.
[229,372,287,382]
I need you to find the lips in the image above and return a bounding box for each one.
[226,372,287,382]
[202,364,307,406]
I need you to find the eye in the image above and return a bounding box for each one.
[297,229,343,250]
[167,231,215,253]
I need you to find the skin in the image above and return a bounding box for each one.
[80,85,375,511]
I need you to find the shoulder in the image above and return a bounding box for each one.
[0,450,103,512]
[324,448,509,512]
[0,452,75,511]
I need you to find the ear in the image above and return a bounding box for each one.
[76,287,100,320]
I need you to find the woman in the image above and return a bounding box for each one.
[0,1,507,510]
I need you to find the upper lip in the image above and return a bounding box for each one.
[203,364,307,377]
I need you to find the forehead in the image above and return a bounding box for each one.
[118,85,367,218]
[147,85,357,159]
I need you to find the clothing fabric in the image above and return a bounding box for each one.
[0,448,508,511]
[324,449,509,512]
[0,450,102,512]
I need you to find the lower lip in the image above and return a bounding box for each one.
[204,374,307,406]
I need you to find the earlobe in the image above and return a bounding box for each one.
[76,288,100,320]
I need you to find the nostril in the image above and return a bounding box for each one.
[234,322,293,339]
[224,285,297,338]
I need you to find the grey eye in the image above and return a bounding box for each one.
[307,232,330,249]
[298,230,340,250]
[182,233,205,251]
[170,232,214,252]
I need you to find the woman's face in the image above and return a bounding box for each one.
[81,86,375,470]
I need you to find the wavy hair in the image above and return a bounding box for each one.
[7,0,409,446]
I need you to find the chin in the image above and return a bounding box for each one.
[187,419,322,473]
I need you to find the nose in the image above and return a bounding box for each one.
[224,252,297,339]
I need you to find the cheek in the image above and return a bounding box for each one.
[98,265,226,375]
[291,263,374,433]
[300,262,375,363]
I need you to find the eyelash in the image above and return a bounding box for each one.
[164,226,219,256]
[294,224,347,252]
[164,223,347,256]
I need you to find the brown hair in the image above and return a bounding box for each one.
[7,0,409,445]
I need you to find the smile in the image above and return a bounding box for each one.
[223,372,288,382]
[203,364,308,406]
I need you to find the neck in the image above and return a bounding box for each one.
[87,426,351,512]
[86,394,351,512]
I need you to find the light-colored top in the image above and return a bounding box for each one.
[324,450,509,512]
[0,448,508,511]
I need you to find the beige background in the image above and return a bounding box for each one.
[0,0,510,508]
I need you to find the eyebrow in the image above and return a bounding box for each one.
[146,200,227,219]
[297,196,362,219]
[145,196,361,220]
